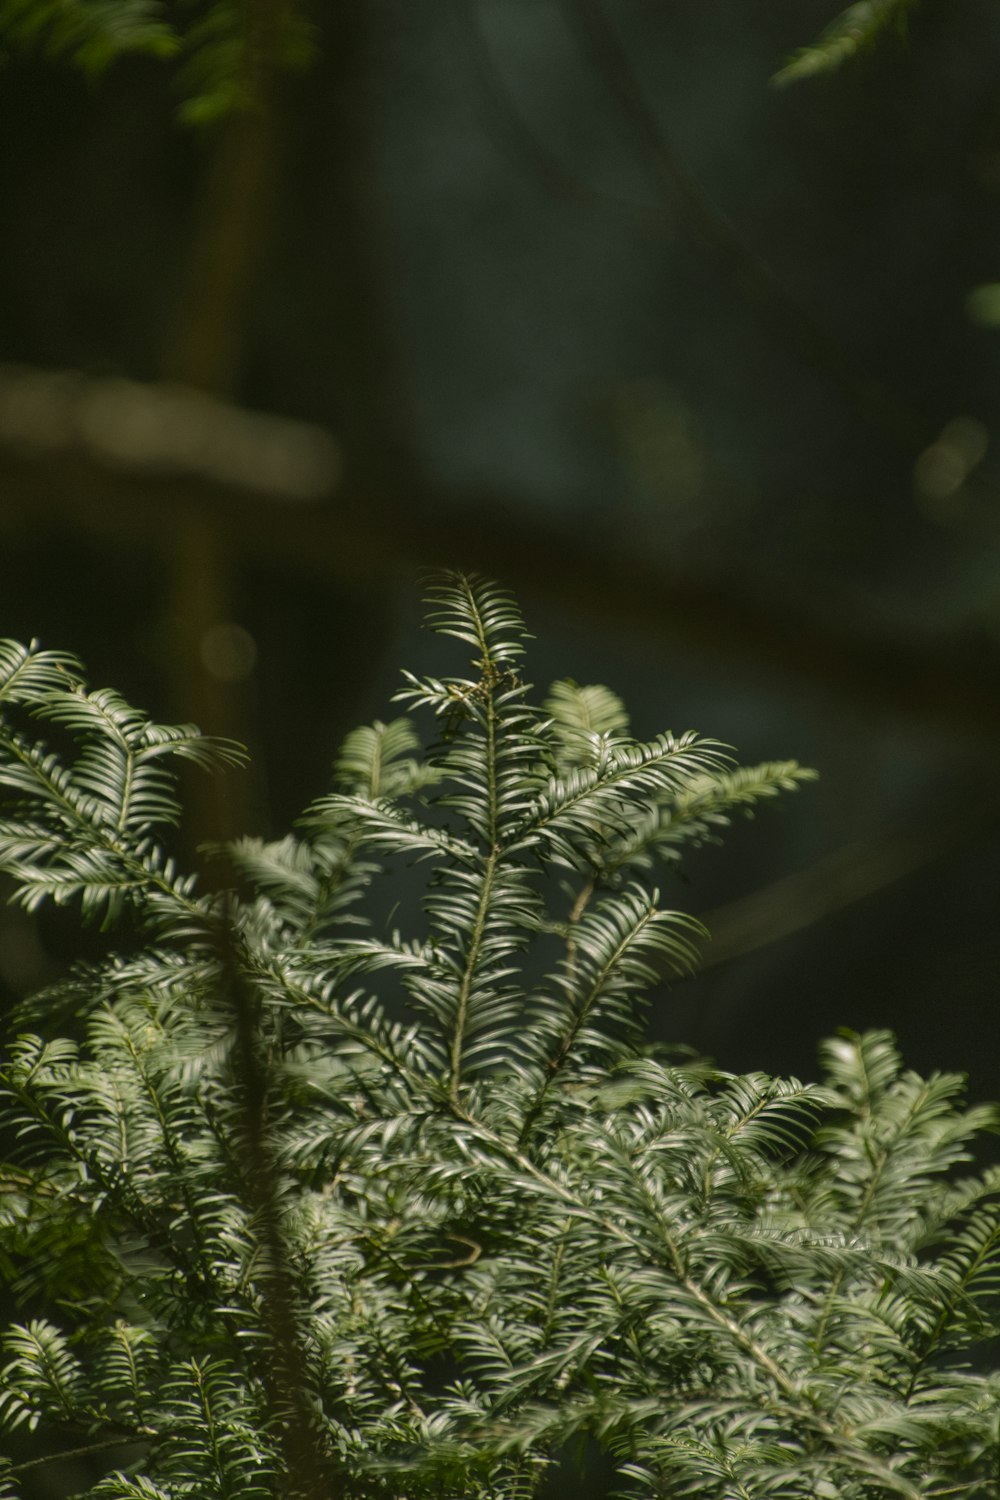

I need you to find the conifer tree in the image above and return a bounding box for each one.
[1,573,998,1498]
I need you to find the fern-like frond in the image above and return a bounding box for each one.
[0,1319,84,1432]
[222,831,376,943]
[595,759,816,880]
[666,760,817,839]
[814,1063,990,1243]
[334,717,437,801]
[544,680,630,771]
[88,1478,172,1500]
[0,638,82,703]
[519,885,703,1109]
[0,1458,18,1500]
[90,1321,160,1428]
[33,685,244,828]
[0,665,243,932]
[308,792,478,864]
[919,1208,1000,1350]
[153,1357,274,1495]
[421,571,531,663]
[819,1027,902,1109]
[512,732,731,868]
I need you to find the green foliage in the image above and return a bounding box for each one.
[1,573,998,1499]
[172,0,316,128]
[0,0,177,75]
[775,0,922,85]
[0,636,244,929]
[0,0,316,124]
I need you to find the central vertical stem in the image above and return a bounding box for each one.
[449,622,500,1104]
[449,846,498,1105]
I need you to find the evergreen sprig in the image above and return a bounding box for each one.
[1,573,997,1499]
[0,0,316,124]
[775,0,922,86]
[0,0,177,76]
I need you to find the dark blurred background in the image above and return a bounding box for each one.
[1,0,999,1102]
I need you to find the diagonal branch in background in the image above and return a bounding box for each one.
[559,0,927,455]
[457,0,666,228]
[0,365,340,500]
[163,0,293,392]
[695,793,1000,971]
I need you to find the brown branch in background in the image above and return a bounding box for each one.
[161,105,277,393]
[158,0,291,839]
[163,0,286,392]
[2,398,998,989]
[560,0,928,455]
[3,441,1000,744]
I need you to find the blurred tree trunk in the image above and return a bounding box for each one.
[157,2,418,842]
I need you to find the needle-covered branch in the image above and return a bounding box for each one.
[1,574,997,1499]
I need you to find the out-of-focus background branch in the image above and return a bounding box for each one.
[2,0,999,1101]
